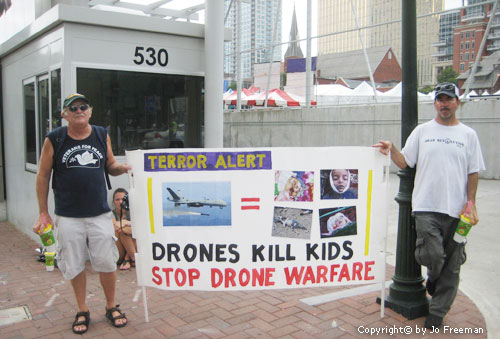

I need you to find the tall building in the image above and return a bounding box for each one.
[317,0,444,86]
[224,0,282,82]
[432,10,461,81]
[453,0,500,74]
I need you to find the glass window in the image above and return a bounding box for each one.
[23,81,36,167]
[460,63,465,71]
[465,53,469,60]
[466,31,470,38]
[38,75,49,158]
[23,70,62,171]
[51,69,62,129]
[76,68,204,155]
[461,43,463,50]
[466,42,470,49]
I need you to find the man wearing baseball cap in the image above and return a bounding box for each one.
[33,93,130,334]
[373,82,485,329]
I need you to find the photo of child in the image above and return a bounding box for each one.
[320,169,358,200]
[319,206,357,238]
[274,170,314,202]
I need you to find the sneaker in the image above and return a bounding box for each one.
[426,278,436,296]
[424,314,443,329]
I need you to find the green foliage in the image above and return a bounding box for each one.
[419,85,434,94]
[280,72,287,87]
[228,82,237,91]
[437,67,459,84]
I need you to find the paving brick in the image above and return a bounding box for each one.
[0,221,488,338]
[267,324,299,337]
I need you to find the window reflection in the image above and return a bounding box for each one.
[24,82,36,165]
[76,68,204,155]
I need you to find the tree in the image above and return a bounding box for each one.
[437,67,459,84]
[419,85,434,94]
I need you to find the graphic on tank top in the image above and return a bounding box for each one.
[61,144,104,168]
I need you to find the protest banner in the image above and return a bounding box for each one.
[126,147,390,292]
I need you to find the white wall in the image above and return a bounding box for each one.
[253,62,280,91]
[0,0,35,45]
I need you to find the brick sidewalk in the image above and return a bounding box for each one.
[0,222,486,338]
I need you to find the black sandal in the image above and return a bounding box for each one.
[105,305,127,328]
[72,310,90,334]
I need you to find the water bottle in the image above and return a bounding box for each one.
[454,201,473,243]
[39,224,56,252]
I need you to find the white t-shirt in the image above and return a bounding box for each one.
[402,119,485,218]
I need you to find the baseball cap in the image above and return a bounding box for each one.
[63,93,89,107]
[434,83,459,100]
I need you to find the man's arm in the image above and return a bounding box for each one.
[372,140,408,169]
[105,135,131,176]
[461,172,479,225]
[34,138,55,234]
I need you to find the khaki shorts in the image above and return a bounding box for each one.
[55,212,118,280]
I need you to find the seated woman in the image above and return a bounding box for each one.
[112,188,137,270]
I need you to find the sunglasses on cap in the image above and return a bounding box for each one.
[434,84,456,92]
[68,104,89,112]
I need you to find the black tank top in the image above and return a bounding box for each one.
[48,127,110,217]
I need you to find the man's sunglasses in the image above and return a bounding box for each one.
[434,84,456,92]
[68,104,89,112]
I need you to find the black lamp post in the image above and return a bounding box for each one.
[378,0,429,319]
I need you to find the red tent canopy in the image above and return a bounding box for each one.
[249,89,316,107]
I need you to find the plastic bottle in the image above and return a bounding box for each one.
[39,214,56,252]
[39,224,56,252]
[45,252,56,271]
[454,201,473,243]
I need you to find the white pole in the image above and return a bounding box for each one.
[142,286,149,322]
[236,0,242,111]
[264,0,281,107]
[350,0,378,100]
[305,0,312,107]
[204,0,224,147]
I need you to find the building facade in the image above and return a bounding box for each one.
[224,0,282,82]
[317,0,444,87]
[453,0,500,73]
[0,0,227,237]
[432,10,461,81]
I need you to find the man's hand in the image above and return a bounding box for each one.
[33,212,54,234]
[372,140,392,155]
[460,201,479,225]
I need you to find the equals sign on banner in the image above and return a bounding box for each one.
[241,197,260,210]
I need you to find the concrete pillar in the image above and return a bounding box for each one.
[204,0,224,148]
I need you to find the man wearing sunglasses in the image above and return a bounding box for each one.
[33,93,130,334]
[373,82,485,330]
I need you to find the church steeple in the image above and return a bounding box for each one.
[284,4,303,58]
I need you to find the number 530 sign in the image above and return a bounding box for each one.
[133,46,169,67]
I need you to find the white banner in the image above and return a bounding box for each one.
[127,147,390,291]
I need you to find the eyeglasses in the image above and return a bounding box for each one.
[68,104,89,112]
[434,84,456,92]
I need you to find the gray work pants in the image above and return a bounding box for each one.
[414,212,467,318]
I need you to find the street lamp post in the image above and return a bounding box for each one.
[378,0,429,319]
